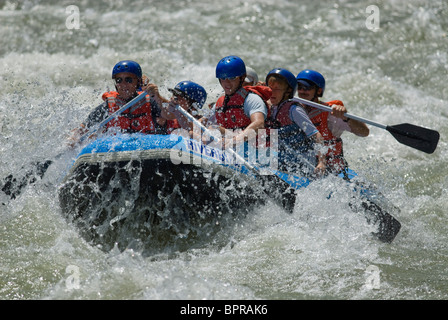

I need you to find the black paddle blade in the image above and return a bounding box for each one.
[1,160,53,200]
[360,200,401,243]
[386,123,440,154]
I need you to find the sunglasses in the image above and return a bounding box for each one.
[173,93,196,105]
[172,94,184,101]
[219,76,238,81]
[297,84,314,91]
[115,77,134,84]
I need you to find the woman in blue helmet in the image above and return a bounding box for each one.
[296,69,369,174]
[161,80,208,136]
[206,55,271,149]
[68,60,168,146]
[262,68,327,213]
[265,68,326,177]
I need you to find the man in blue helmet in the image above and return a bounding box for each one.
[296,69,369,174]
[162,80,208,136]
[68,60,168,146]
[205,55,271,149]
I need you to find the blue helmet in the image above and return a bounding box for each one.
[169,81,207,109]
[112,60,142,79]
[266,68,298,98]
[296,69,325,97]
[215,55,246,79]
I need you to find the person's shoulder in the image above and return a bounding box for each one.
[325,99,344,106]
[246,85,272,102]
[101,91,118,101]
[88,103,108,119]
[245,93,267,114]
[289,100,306,112]
[245,91,265,105]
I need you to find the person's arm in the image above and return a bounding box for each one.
[67,102,108,148]
[142,80,169,106]
[231,93,267,146]
[160,102,176,120]
[330,103,369,137]
[312,131,327,176]
[243,111,265,132]
[226,111,264,147]
[290,104,326,175]
[149,96,167,128]
[160,99,197,132]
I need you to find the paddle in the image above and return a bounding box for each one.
[1,91,148,200]
[175,105,401,242]
[173,105,318,176]
[292,97,440,154]
[173,105,261,175]
[175,104,312,212]
[78,91,148,142]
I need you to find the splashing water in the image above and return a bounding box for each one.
[1,0,448,300]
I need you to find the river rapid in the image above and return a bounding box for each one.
[0,0,447,301]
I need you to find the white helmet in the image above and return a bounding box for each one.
[244,67,259,85]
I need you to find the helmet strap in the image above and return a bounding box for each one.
[312,86,321,101]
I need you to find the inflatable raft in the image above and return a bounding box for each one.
[58,133,401,252]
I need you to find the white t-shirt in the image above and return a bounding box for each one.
[327,114,352,138]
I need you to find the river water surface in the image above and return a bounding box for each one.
[0,0,447,300]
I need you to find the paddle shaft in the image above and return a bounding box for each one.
[292,97,439,154]
[174,105,259,174]
[175,104,321,171]
[174,105,311,213]
[79,91,148,142]
[292,97,386,129]
[1,91,149,200]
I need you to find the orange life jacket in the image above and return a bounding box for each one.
[102,91,157,134]
[214,86,271,129]
[307,100,347,172]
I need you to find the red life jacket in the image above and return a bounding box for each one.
[166,119,180,134]
[266,100,295,127]
[214,86,271,129]
[102,91,157,134]
[307,100,347,172]
[265,100,312,152]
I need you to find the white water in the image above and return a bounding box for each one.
[1,0,447,300]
